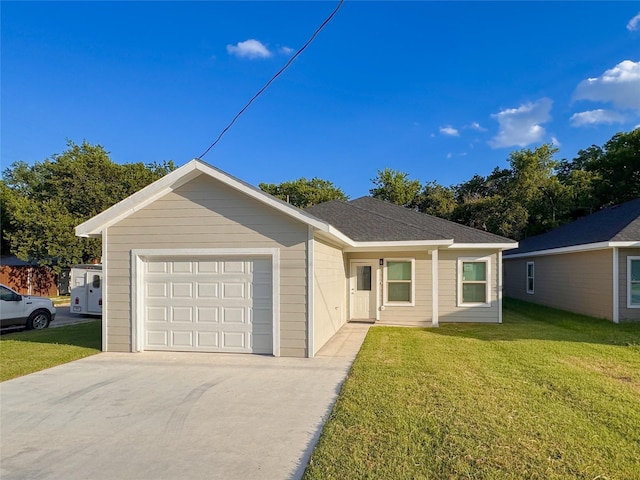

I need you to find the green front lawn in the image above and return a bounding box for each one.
[0,321,101,381]
[304,299,640,479]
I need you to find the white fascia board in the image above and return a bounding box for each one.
[503,241,628,259]
[76,158,333,237]
[609,241,640,248]
[343,239,453,253]
[447,243,518,250]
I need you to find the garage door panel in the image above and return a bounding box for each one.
[147,306,168,322]
[222,331,247,349]
[147,330,168,348]
[196,260,219,273]
[147,283,167,298]
[196,307,219,323]
[143,257,273,354]
[222,307,246,324]
[171,283,193,298]
[223,261,246,274]
[197,331,219,348]
[222,282,246,299]
[147,261,168,273]
[172,331,194,348]
[171,260,193,273]
[171,307,193,323]
[197,283,219,298]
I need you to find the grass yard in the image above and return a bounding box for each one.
[0,321,101,381]
[304,299,640,480]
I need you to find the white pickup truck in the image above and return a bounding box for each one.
[0,284,56,330]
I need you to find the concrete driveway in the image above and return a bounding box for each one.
[0,323,370,480]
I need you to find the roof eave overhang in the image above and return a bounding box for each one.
[343,239,453,252]
[447,242,518,250]
[76,159,333,238]
[504,241,639,259]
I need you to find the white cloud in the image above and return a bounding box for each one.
[627,12,640,31]
[440,126,460,137]
[279,46,294,55]
[489,98,553,148]
[446,152,452,159]
[573,60,640,111]
[551,136,561,147]
[227,39,272,59]
[570,109,626,127]
[469,121,487,132]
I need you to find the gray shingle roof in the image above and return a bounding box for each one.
[306,196,515,244]
[504,198,640,256]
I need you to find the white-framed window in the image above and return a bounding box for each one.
[526,261,535,294]
[628,256,640,308]
[457,256,491,307]
[383,258,415,306]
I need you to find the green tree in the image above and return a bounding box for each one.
[415,181,456,218]
[504,144,569,236]
[370,168,421,207]
[259,177,348,208]
[2,140,174,270]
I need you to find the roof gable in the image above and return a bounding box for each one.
[505,198,640,256]
[76,159,336,238]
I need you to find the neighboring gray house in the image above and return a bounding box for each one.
[76,159,516,358]
[503,199,640,323]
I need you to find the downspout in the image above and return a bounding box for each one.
[498,250,503,324]
[102,228,108,351]
[431,249,439,327]
[307,226,315,357]
[612,247,619,324]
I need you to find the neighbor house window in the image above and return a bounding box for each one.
[458,257,491,306]
[629,257,640,308]
[384,259,414,305]
[526,261,535,294]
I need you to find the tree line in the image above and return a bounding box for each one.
[263,129,639,240]
[1,130,637,270]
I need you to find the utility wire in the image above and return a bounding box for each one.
[197,0,345,159]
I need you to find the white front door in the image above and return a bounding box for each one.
[350,261,377,320]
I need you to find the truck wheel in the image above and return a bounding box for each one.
[26,310,51,330]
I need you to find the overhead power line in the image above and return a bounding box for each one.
[197,0,345,160]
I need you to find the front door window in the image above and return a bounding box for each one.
[357,266,372,291]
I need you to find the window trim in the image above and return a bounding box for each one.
[627,256,640,309]
[526,261,535,294]
[383,258,415,307]
[457,256,491,307]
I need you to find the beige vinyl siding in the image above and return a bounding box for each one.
[504,249,614,320]
[618,248,640,321]
[438,249,499,323]
[106,173,309,357]
[347,251,432,324]
[313,238,347,354]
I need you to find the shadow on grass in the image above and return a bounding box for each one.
[0,320,101,349]
[429,298,640,346]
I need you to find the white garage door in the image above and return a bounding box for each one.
[143,257,272,354]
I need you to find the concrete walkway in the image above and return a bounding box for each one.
[0,323,370,480]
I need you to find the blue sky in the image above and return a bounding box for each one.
[2,1,639,198]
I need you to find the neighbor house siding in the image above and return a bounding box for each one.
[105,173,309,356]
[347,250,432,324]
[313,237,347,354]
[438,249,499,323]
[618,248,640,321]
[504,249,614,320]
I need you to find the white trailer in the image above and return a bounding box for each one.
[70,264,103,315]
